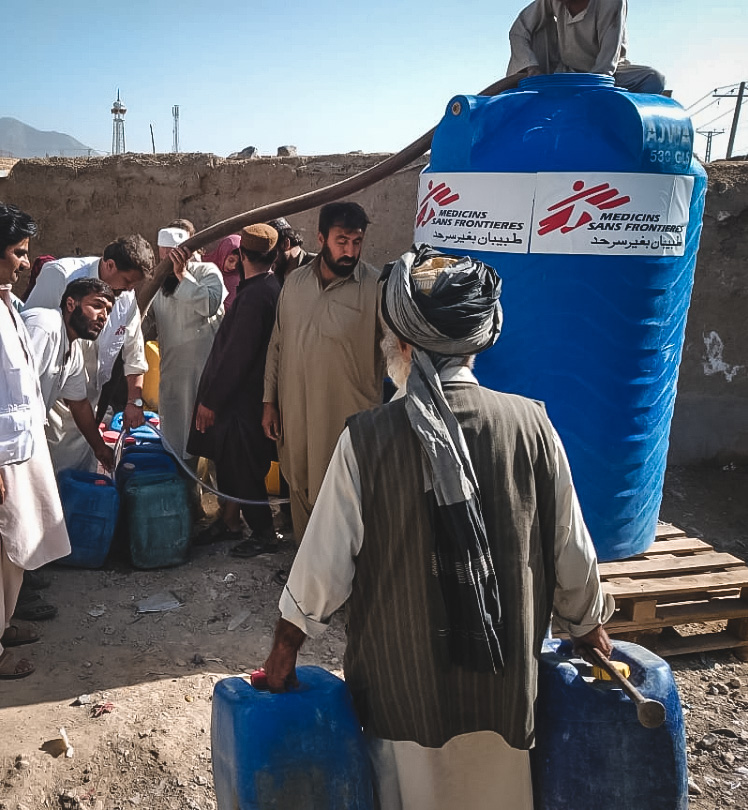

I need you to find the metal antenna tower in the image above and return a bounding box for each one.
[111,90,127,155]
[172,105,180,153]
[697,129,724,163]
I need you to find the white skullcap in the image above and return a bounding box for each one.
[157,227,189,248]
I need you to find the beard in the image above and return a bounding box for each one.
[68,305,102,340]
[381,328,411,389]
[321,243,357,278]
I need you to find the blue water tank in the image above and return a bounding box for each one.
[531,639,687,809]
[56,470,120,568]
[417,74,707,560]
[122,471,191,568]
[212,666,373,810]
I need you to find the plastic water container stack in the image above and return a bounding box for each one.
[110,411,192,568]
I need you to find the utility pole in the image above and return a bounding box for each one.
[150,124,156,155]
[726,81,745,159]
[713,82,746,159]
[697,129,724,163]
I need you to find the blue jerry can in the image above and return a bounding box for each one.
[212,666,374,809]
[56,469,120,568]
[531,639,687,809]
[115,449,176,488]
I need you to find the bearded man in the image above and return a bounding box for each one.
[23,235,153,471]
[263,202,384,544]
[22,278,116,473]
[265,245,614,809]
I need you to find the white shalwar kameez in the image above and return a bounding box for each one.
[21,307,88,411]
[0,288,70,654]
[23,257,148,471]
[150,262,226,459]
[279,367,614,810]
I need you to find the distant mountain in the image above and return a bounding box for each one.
[0,117,98,158]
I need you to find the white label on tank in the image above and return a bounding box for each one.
[413,171,695,257]
[414,172,535,254]
[530,173,695,256]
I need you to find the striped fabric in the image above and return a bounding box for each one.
[345,384,557,749]
[381,245,507,673]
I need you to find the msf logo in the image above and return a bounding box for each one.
[416,180,460,228]
[538,180,631,236]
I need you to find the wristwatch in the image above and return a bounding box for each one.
[128,398,144,408]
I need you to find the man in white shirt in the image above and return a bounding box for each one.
[265,246,613,809]
[507,0,665,94]
[22,278,116,473]
[0,202,70,680]
[24,235,152,471]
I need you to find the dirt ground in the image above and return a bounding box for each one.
[1,465,747,810]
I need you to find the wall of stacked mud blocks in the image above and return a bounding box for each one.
[1,155,747,465]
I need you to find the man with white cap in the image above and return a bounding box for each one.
[23,235,153,471]
[264,245,613,809]
[149,225,226,470]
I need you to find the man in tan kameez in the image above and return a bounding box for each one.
[263,202,383,544]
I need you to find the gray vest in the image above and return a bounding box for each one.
[345,383,557,749]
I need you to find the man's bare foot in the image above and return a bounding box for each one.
[0,650,35,679]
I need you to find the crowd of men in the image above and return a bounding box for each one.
[0,4,673,800]
[0,197,614,808]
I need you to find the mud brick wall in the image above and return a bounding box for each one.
[2,155,746,465]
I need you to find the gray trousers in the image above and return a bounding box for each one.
[613,63,666,94]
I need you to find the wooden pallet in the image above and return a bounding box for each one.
[557,523,748,659]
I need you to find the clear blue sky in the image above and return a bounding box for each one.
[3,0,747,160]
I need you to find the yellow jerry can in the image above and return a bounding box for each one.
[143,341,160,410]
[265,461,281,496]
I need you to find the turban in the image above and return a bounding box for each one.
[381,244,503,356]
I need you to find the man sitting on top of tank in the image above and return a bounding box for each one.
[507,0,666,95]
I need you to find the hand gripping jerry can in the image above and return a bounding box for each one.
[530,639,687,809]
[211,666,374,809]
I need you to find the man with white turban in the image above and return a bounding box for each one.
[264,244,614,809]
[150,226,226,466]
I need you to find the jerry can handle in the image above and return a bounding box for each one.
[250,669,269,690]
